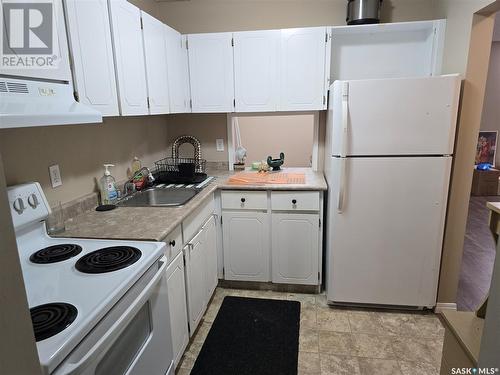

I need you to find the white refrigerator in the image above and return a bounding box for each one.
[324,75,461,308]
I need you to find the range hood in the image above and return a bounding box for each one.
[0,76,102,129]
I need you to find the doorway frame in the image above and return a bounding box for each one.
[438,2,500,312]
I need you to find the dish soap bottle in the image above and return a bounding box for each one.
[100,164,118,205]
[131,156,142,175]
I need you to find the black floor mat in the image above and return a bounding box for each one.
[191,296,301,375]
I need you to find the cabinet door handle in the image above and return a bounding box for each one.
[169,240,176,247]
[292,199,297,204]
[241,198,246,203]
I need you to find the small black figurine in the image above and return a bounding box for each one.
[267,152,285,171]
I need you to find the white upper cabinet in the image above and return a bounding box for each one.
[280,27,329,111]
[64,0,119,116]
[187,32,234,113]
[141,11,170,115]
[108,0,148,116]
[233,30,280,112]
[165,27,191,113]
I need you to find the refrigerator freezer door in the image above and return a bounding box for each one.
[330,75,460,156]
[327,156,452,307]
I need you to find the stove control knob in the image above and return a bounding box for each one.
[13,198,25,214]
[28,194,39,209]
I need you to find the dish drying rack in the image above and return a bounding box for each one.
[154,135,207,184]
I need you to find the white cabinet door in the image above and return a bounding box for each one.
[141,12,170,115]
[233,30,280,112]
[188,33,234,113]
[222,211,269,282]
[204,215,218,299]
[280,27,327,111]
[64,0,119,116]
[165,27,191,113]
[108,0,148,116]
[272,213,319,285]
[166,252,189,366]
[184,229,206,334]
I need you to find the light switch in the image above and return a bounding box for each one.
[216,138,224,152]
[49,164,62,188]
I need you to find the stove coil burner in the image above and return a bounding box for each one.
[30,303,78,342]
[75,246,142,274]
[30,244,83,264]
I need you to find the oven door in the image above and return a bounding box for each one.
[53,257,174,375]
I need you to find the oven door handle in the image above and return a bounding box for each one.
[59,256,168,375]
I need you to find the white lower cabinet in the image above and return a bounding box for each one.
[221,190,322,285]
[166,252,189,366]
[184,228,206,333]
[222,211,270,282]
[272,213,320,285]
[204,215,218,298]
[183,212,218,336]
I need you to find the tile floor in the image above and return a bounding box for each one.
[457,195,500,311]
[176,287,445,375]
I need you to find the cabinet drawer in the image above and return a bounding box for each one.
[221,191,267,210]
[183,194,215,243]
[271,191,320,211]
[164,225,183,263]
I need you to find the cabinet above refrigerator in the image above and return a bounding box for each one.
[330,20,446,81]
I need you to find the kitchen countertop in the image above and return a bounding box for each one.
[217,167,327,191]
[59,167,326,242]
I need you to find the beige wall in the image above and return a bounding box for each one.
[156,0,436,33]
[0,116,169,206]
[435,0,493,75]
[480,42,500,167]
[165,114,228,162]
[129,0,160,18]
[237,114,315,167]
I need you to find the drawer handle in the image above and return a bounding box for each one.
[241,198,246,203]
[169,240,176,247]
[292,199,297,205]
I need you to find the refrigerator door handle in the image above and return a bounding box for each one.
[337,158,347,213]
[340,81,349,158]
[337,81,349,214]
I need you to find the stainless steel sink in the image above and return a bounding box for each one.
[117,187,200,207]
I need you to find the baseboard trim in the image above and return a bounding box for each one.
[435,303,457,313]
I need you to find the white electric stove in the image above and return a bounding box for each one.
[8,183,174,375]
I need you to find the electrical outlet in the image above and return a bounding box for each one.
[49,164,62,188]
[216,138,225,152]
